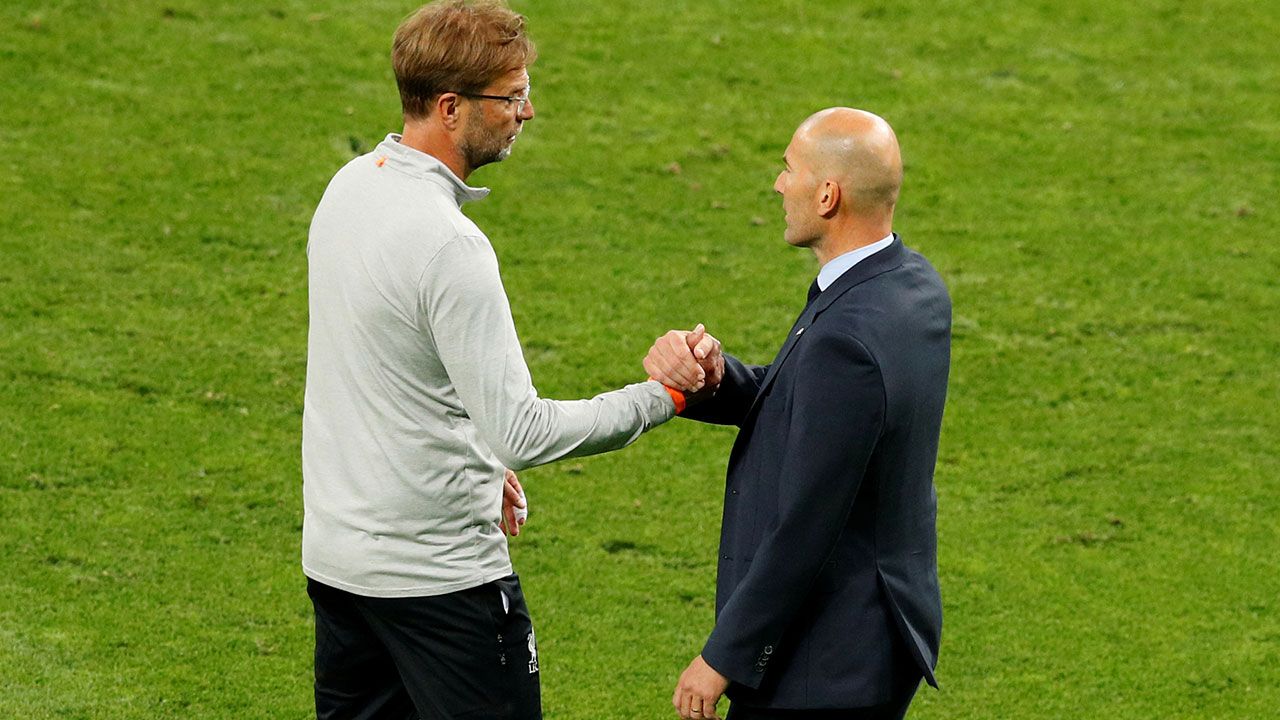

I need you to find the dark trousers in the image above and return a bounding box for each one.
[726,678,920,720]
[307,574,541,720]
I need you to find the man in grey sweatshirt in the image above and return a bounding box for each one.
[301,2,716,718]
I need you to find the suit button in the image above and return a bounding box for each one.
[731,489,738,495]
[764,645,773,655]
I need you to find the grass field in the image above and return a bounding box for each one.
[2,0,1278,717]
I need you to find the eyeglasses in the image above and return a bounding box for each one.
[453,89,531,114]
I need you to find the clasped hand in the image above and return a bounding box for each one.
[644,323,724,400]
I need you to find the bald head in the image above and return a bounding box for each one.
[793,107,902,216]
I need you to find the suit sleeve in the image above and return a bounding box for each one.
[680,354,769,427]
[700,330,885,688]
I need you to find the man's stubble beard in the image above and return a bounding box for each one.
[461,113,514,170]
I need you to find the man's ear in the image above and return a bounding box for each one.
[434,93,463,130]
[817,179,841,218]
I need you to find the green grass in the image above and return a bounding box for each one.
[2,0,1278,717]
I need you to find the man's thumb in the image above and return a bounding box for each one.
[687,323,706,357]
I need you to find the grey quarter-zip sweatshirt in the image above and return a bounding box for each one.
[302,134,675,597]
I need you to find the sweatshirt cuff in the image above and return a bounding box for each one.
[650,379,687,414]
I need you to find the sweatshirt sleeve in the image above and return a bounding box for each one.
[417,234,675,470]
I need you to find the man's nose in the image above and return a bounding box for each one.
[519,98,535,121]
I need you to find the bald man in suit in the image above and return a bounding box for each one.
[647,108,951,720]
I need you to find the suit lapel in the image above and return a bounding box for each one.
[743,237,908,418]
[750,303,819,407]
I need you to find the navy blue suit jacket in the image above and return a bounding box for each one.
[684,237,950,709]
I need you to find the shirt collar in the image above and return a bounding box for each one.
[816,233,896,291]
[375,133,491,205]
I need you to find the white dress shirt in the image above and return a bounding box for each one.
[816,233,896,291]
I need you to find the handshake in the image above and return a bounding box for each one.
[644,323,725,404]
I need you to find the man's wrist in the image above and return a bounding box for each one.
[651,380,687,414]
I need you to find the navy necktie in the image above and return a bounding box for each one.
[807,279,821,305]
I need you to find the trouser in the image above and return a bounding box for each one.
[725,678,921,720]
[307,574,541,720]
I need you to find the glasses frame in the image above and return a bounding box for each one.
[452,90,531,114]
